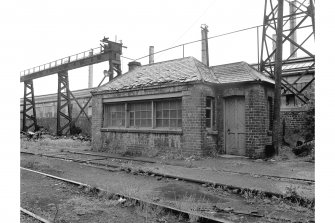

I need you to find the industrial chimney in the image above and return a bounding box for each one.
[201,24,209,66]
[289,0,297,58]
[149,46,154,64]
[128,61,141,72]
[88,50,93,88]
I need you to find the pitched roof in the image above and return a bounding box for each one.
[93,58,274,93]
[211,61,274,84]
[93,57,218,92]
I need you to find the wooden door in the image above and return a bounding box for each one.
[224,96,246,156]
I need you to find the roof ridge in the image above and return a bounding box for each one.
[139,56,193,68]
[210,61,246,68]
[191,57,204,81]
[244,62,270,81]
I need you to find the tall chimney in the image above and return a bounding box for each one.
[289,0,297,58]
[149,46,154,64]
[88,50,93,88]
[128,61,141,72]
[201,24,209,66]
[272,34,277,61]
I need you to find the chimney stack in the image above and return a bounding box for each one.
[289,0,297,58]
[149,46,154,64]
[201,24,209,66]
[128,61,141,72]
[88,50,93,88]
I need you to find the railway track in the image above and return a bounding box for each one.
[21,207,51,223]
[20,151,315,222]
[21,167,251,223]
[21,150,315,183]
[21,150,314,202]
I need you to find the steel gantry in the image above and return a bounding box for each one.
[20,38,123,135]
[22,80,38,132]
[259,0,315,104]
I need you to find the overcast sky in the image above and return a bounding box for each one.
[10,0,268,96]
[4,0,314,96]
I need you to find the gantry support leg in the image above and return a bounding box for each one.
[56,71,73,136]
[22,80,38,132]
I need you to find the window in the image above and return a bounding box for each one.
[103,99,182,129]
[104,103,125,127]
[129,101,152,128]
[268,97,273,130]
[156,99,182,128]
[205,97,214,128]
[285,94,296,106]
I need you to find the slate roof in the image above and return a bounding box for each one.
[93,57,218,92]
[211,62,274,84]
[93,57,273,93]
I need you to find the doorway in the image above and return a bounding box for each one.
[224,96,246,156]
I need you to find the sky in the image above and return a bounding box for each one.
[7,0,314,97]
[1,0,335,221]
[13,0,267,96]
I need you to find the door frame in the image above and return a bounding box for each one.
[223,96,246,155]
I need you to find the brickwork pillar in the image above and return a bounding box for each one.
[182,86,203,155]
[91,94,103,151]
[245,84,269,158]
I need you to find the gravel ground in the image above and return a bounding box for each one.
[21,169,185,223]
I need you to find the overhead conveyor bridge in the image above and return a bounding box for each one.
[21,38,123,135]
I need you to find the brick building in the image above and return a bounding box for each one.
[91,57,275,158]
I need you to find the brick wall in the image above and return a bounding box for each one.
[100,130,182,157]
[216,83,274,158]
[244,84,272,158]
[91,83,219,157]
[91,82,275,158]
[281,109,308,134]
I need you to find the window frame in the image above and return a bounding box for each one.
[205,97,215,129]
[154,99,182,129]
[103,98,182,130]
[103,102,126,128]
[128,101,153,129]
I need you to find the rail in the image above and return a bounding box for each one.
[20,46,104,77]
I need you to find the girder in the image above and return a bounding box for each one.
[260,0,315,104]
[22,80,38,132]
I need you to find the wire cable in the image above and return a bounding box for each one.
[133,14,309,62]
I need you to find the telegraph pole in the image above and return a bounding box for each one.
[273,0,284,155]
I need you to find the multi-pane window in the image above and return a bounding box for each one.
[129,102,152,128]
[104,103,125,127]
[206,97,214,128]
[103,99,182,129]
[156,100,182,128]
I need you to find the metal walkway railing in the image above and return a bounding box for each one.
[20,46,104,77]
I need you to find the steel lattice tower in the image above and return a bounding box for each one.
[260,0,315,104]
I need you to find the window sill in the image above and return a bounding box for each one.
[206,129,218,135]
[101,128,183,135]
